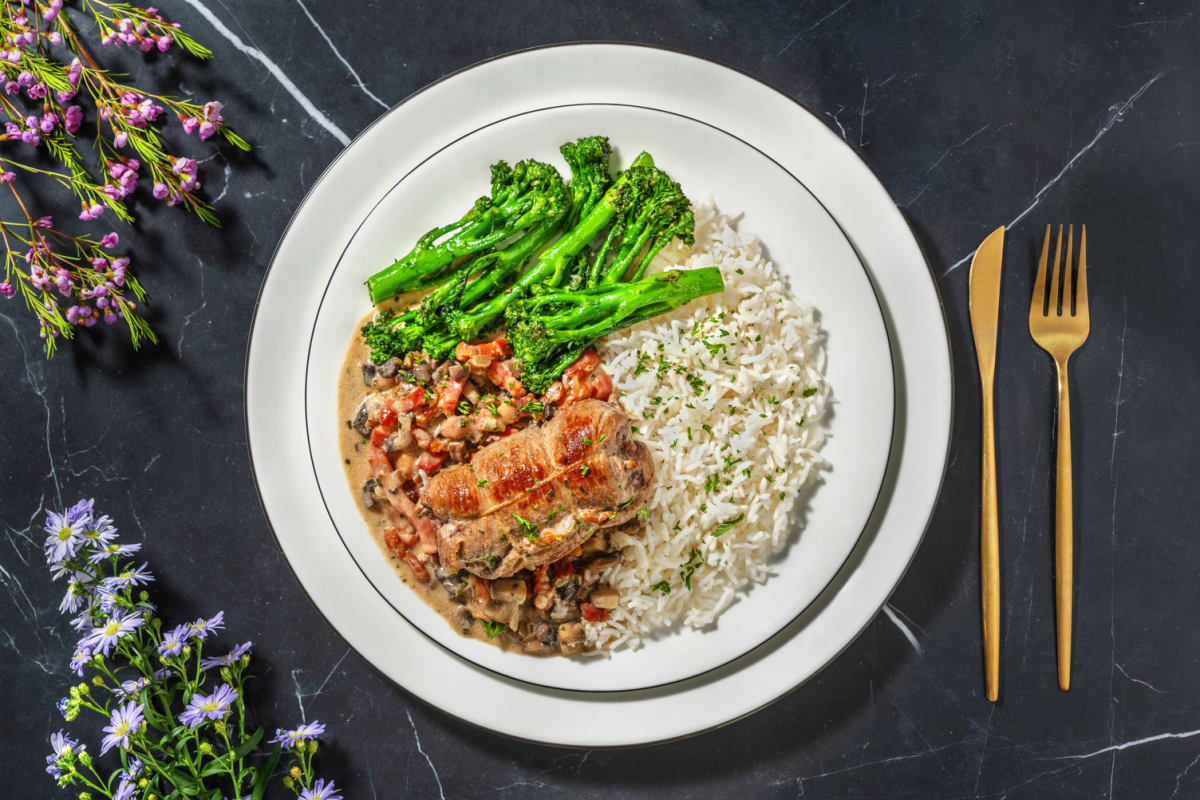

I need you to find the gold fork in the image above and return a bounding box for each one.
[1029,224,1090,691]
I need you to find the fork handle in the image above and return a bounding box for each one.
[1054,357,1074,691]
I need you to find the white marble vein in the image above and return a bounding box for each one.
[882,603,923,655]
[294,0,388,109]
[177,258,208,358]
[1115,662,1166,695]
[775,0,852,57]
[942,71,1168,275]
[179,0,351,146]
[1048,729,1200,761]
[405,708,446,799]
[290,647,350,721]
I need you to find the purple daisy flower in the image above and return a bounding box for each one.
[69,644,93,676]
[112,777,135,800]
[58,574,93,614]
[55,697,69,719]
[82,609,144,656]
[271,720,326,747]
[80,513,118,549]
[69,606,96,632]
[45,730,82,778]
[179,682,238,728]
[157,623,191,657]
[87,541,142,564]
[118,677,149,698]
[65,498,94,525]
[120,758,143,780]
[190,610,224,640]
[43,508,87,564]
[199,640,252,670]
[100,701,143,755]
[299,778,343,800]
[103,562,154,590]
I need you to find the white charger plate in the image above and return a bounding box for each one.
[247,43,951,745]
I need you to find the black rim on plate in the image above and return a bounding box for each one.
[243,41,955,747]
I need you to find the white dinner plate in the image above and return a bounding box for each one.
[246,43,952,745]
[303,103,893,691]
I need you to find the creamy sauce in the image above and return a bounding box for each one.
[336,311,527,653]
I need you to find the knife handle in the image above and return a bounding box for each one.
[980,376,1000,702]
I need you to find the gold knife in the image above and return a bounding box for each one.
[968,226,1005,702]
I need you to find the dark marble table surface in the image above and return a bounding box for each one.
[5,2,1199,797]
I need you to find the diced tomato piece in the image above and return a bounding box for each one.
[544,381,565,405]
[589,371,612,401]
[413,406,439,426]
[475,338,510,358]
[378,406,398,431]
[454,341,473,362]
[563,348,600,381]
[500,425,520,437]
[554,557,575,578]
[416,451,446,475]
[436,376,467,415]
[366,444,391,475]
[369,427,389,447]
[580,602,609,622]
[397,386,426,413]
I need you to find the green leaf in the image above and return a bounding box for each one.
[234,727,265,759]
[711,512,745,537]
[199,756,231,777]
[251,743,283,800]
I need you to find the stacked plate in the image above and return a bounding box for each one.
[246,43,952,747]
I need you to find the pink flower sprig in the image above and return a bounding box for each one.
[0,0,251,357]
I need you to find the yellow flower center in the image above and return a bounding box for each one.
[112,720,130,737]
[103,620,121,636]
[57,526,73,542]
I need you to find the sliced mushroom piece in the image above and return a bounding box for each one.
[522,638,554,654]
[351,402,371,437]
[360,362,377,386]
[490,578,527,604]
[448,363,468,380]
[376,357,403,379]
[411,363,432,384]
[360,477,379,509]
[447,440,468,463]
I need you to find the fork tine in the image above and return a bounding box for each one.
[1064,224,1075,315]
[1076,225,1089,319]
[1050,224,1064,316]
[1031,225,1051,319]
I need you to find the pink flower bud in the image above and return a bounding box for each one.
[101,232,119,248]
[0,171,14,183]
[152,182,169,199]
[113,131,127,148]
[0,281,13,298]
[198,121,216,140]
[156,35,171,52]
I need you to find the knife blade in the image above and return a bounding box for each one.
[969,225,1004,702]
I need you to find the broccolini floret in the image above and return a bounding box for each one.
[505,268,725,393]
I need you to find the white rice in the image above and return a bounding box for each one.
[586,199,829,650]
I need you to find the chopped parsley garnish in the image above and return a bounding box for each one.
[522,400,545,415]
[650,580,671,596]
[579,464,591,477]
[711,513,745,537]
[633,351,652,375]
[701,423,712,434]
[802,387,818,398]
[512,513,540,542]
[680,547,704,590]
[649,396,663,406]
[457,399,472,415]
[481,619,506,638]
[476,479,489,487]
[704,474,720,494]
[484,555,500,567]
[597,432,608,443]
[637,507,650,523]
[673,520,682,532]
[617,498,634,509]
[582,434,593,445]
